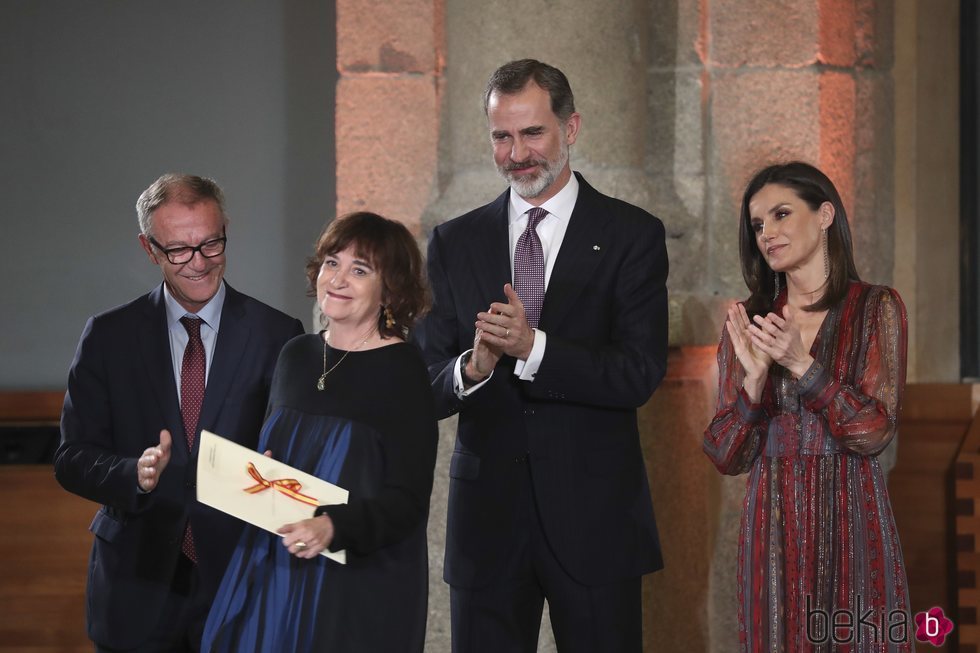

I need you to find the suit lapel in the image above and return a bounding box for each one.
[470,190,512,305]
[540,175,610,329]
[198,284,249,448]
[139,285,186,460]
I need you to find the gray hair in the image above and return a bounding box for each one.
[483,59,576,121]
[136,173,226,237]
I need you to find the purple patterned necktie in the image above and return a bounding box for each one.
[515,207,547,328]
[179,316,205,563]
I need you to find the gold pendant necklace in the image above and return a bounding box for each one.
[316,329,373,391]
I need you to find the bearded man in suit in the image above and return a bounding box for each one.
[419,59,669,652]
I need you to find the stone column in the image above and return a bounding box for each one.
[700,0,894,318]
[422,0,653,228]
[334,2,453,650]
[894,0,960,382]
[335,0,444,234]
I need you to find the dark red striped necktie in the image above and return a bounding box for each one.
[179,315,204,563]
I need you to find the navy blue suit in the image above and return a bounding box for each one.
[55,283,303,650]
[420,173,667,612]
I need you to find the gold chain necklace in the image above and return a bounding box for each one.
[316,329,373,391]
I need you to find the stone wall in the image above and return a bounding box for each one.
[893,0,961,382]
[335,1,899,650]
[335,0,444,234]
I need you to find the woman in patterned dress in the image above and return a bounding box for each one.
[704,162,914,652]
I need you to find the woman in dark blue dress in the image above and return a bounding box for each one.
[203,212,437,652]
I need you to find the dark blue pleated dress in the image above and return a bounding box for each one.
[202,335,438,652]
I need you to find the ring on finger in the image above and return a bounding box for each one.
[295,541,307,550]
[505,329,510,337]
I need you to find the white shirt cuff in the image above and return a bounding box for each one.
[514,330,545,381]
[454,350,493,398]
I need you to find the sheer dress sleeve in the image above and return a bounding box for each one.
[703,325,769,475]
[797,287,908,456]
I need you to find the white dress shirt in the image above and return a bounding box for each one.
[454,173,580,396]
[164,281,225,406]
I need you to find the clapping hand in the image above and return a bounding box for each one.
[475,284,535,361]
[469,325,502,383]
[746,305,814,379]
[725,303,772,402]
[137,429,172,492]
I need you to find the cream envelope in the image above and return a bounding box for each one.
[196,429,348,564]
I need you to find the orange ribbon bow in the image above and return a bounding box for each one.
[243,462,319,507]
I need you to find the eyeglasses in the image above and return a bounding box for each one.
[148,230,227,265]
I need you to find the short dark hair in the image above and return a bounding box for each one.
[305,212,429,339]
[738,161,861,316]
[483,59,576,121]
[136,173,226,237]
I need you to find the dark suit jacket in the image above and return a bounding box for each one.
[419,173,668,589]
[55,282,304,649]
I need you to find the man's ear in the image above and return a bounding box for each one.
[139,234,160,265]
[564,112,581,146]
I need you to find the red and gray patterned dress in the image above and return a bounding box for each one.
[704,282,914,652]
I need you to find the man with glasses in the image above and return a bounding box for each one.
[55,173,304,652]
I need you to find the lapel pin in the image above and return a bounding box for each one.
[593,245,601,251]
